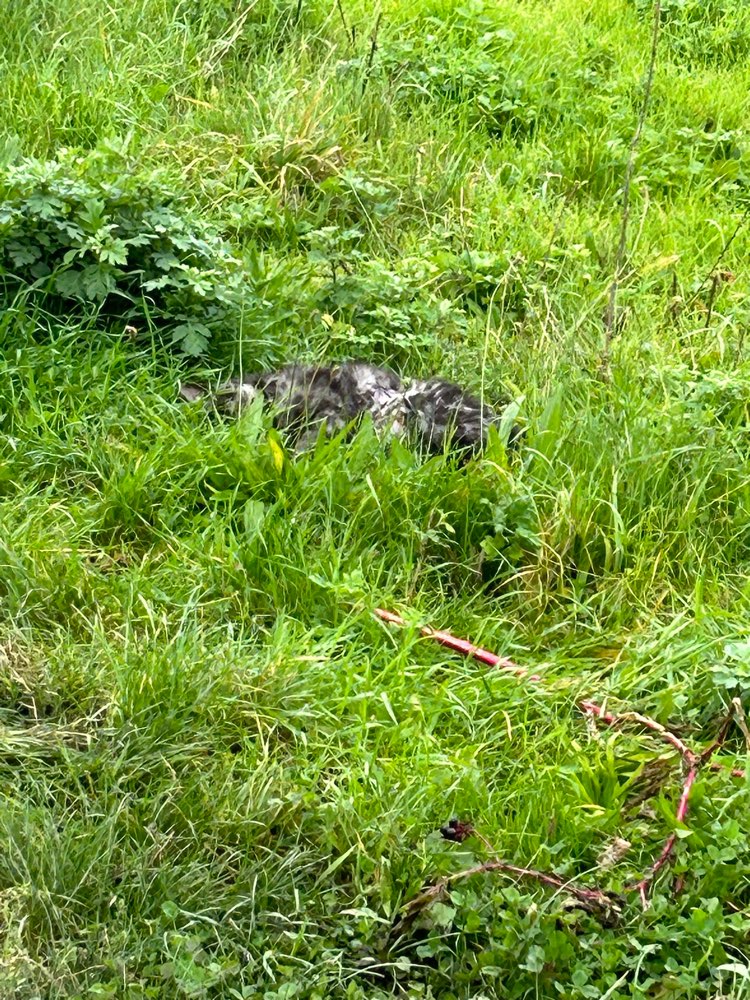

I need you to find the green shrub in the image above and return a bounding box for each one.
[373,30,546,138]
[0,146,263,356]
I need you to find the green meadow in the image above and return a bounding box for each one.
[1,0,750,996]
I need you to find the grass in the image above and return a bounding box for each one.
[1,0,750,996]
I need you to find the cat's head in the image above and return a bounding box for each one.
[178,378,261,416]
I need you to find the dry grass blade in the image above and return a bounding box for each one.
[202,1,261,76]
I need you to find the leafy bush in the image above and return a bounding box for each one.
[302,226,536,359]
[0,148,489,363]
[302,227,464,360]
[0,146,264,355]
[429,248,530,319]
[635,122,748,197]
[374,30,546,138]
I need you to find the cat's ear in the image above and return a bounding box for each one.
[178,382,206,403]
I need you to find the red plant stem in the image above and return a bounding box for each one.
[709,762,746,779]
[583,703,737,905]
[374,608,540,681]
[629,766,697,903]
[580,703,746,780]
[374,607,746,909]
[579,700,696,762]
[482,862,606,904]
[445,859,617,910]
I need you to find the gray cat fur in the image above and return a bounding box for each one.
[179,361,520,454]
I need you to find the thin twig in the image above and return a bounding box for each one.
[629,766,696,905]
[580,702,697,905]
[588,703,736,905]
[603,0,661,364]
[392,854,623,940]
[704,272,720,330]
[685,202,750,312]
[579,700,695,761]
[451,860,620,912]
[628,707,739,904]
[732,697,750,754]
[579,701,745,783]
[587,703,733,904]
[699,704,736,764]
[335,0,355,47]
[374,608,540,680]
[360,12,382,98]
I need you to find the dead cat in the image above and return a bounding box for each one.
[179,360,521,454]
